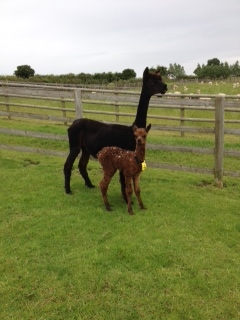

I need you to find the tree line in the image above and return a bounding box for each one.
[12,66,137,84]
[150,59,240,79]
[2,58,240,84]
[193,58,240,79]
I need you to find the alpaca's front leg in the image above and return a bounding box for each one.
[125,177,134,214]
[133,175,146,210]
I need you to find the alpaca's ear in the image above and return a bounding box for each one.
[146,124,151,133]
[143,67,149,77]
[132,124,138,132]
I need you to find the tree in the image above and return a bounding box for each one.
[168,63,186,79]
[149,65,168,77]
[207,58,220,66]
[230,60,240,76]
[193,63,202,75]
[121,68,136,80]
[14,65,35,79]
[193,58,232,79]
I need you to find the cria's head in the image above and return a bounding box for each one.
[132,124,151,145]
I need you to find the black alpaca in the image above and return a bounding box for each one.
[64,67,167,197]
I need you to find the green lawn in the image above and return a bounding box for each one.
[1,83,240,318]
[1,150,240,319]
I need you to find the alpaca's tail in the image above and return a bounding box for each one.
[67,119,84,149]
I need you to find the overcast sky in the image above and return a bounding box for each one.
[1,0,239,77]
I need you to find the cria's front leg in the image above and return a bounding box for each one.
[105,202,111,211]
[135,191,146,210]
[138,199,146,210]
[133,176,146,210]
[127,202,134,215]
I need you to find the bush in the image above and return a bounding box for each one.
[14,65,35,79]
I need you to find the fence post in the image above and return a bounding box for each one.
[214,95,225,188]
[61,96,67,125]
[74,89,83,119]
[180,107,185,137]
[114,91,119,122]
[5,95,11,120]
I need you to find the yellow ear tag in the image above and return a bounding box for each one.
[142,160,147,171]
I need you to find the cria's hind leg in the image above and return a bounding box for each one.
[100,172,115,211]
[125,177,134,215]
[78,147,94,188]
[64,147,80,194]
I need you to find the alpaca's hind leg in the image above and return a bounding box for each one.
[63,147,80,194]
[78,147,94,188]
[133,175,146,210]
[119,171,128,203]
[125,177,134,215]
[100,172,115,211]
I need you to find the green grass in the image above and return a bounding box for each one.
[1,150,240,319]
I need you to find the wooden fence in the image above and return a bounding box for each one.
[1,82,240,186]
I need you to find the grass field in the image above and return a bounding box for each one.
[1,150,240,319]
[1,81,240,318]
[166,80,239,96]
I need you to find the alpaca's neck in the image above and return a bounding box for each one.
[135,143,146,162]
[134,90,151,128]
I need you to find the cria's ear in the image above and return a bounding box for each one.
[146,123,151,133]
[132,124,138,132]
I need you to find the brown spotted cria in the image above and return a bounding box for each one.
[97,124,151,215]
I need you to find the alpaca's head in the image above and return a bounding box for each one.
[133,124,151,145]
[143,67,167,95]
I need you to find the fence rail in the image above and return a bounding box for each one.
[1,82,240,185]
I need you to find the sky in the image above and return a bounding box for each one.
[0,0,240,77]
